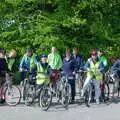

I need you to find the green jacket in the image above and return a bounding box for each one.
[8,58,15,72]
[99,56,107,67]
[47,52,63,70]
[5,56,16,72]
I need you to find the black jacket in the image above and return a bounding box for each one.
[0,58,8,73]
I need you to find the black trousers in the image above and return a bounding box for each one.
[68,79,75,100]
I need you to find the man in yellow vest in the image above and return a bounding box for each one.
[19,48,37,81]
[36,55,50,85]
[81,50,104,104]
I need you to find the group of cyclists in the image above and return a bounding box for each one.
[0,46,120,106]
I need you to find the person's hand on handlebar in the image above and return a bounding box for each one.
[19,68,23,72]
[19,68,28,72]
[72,71,76,75]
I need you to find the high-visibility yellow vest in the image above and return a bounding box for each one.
[87,61,103,80]
[24,53,36,71]
[36,63,50,84]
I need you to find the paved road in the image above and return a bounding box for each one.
[1,83,120,120]
[0,98,120,120]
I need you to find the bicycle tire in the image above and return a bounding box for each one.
[5,85,21,106]
[24,85,35,106]
[104,82,110,100]
[39,86,52,111]
[61,83,71,108]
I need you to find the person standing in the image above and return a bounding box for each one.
[0,49,10,103]
[97,49,108,100]
[47,47,63,73]
[19,48,37,81]
[36,55,50,85]
[72,48,85,89]
[6,49,17,72]
[97,50,108,71]
[63,48,75,103]
[111,57,120,94]
[81,50,104,104]
[72,48,85,71]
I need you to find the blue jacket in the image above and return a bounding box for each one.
[19,55,37,70]
[111,60,120,72]
[72,55,85,71]
[84,58,105,73]
[63,57,75,74]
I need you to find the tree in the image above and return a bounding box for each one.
[0,0,120,60]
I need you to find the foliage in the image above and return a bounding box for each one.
[0,0,120,61]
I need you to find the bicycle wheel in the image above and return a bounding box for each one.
[24,85,35,106]
[104,82,109,100]
[61,83,71,108]
[23,80,29,101]
[5,85,21,106]
[39,86,52,111]
[84,85,91,107]
[111,79,119,97]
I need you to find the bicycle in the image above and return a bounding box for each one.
[101,73,110,102]
[75,70,86,99]
[105,70,120,98]
[48,71,71,109]
[24,72,52,110]
[59,73,71,108]
[82,70,109,107]
[20,70,36,104]
[0,73,21,106]
[38,83,52,111]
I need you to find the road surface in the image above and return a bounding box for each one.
[0,97,120,120]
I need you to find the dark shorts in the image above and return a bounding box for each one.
[0,76,5,87]
[0,72,12,87]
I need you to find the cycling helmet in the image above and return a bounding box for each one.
[91,50,97,55]
[41,54,48,58]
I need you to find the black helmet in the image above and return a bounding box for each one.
[41,54,48,58]
[26,48,33,53]
[0,48,6,54]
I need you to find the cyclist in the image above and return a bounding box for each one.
[47,47,63,82]
[36,55,50,86]
[48,47,63,72]
[97,50,108,100]
[0,49,10,103]
[111,56,120,93]
[72,48,85,71]
[63,48,75,103]
[72,48,85,89]
[97,50,107,69]
[81,50,104,104]
[19,48,37,82]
